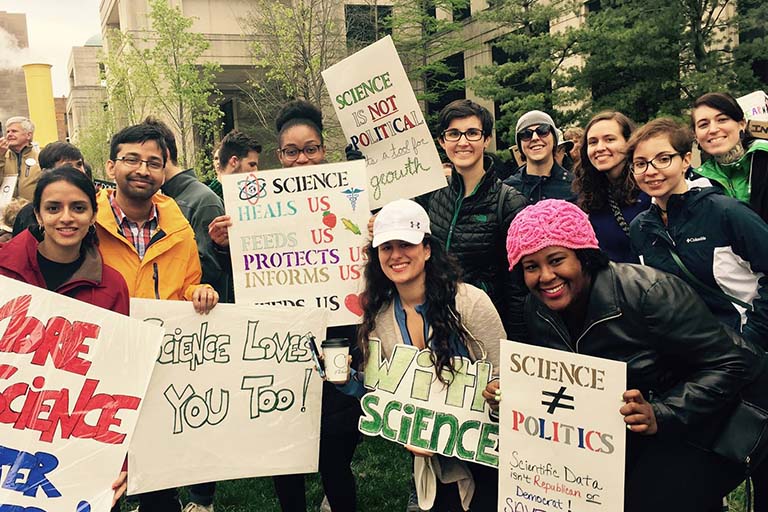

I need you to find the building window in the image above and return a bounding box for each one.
[220,100,235,135]
[345,4,393,50]
[453,0,471,22]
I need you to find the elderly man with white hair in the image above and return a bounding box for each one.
[0,116,41,201]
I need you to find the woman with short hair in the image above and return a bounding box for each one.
[691,92,768,222]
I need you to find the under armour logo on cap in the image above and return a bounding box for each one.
[372,199,431,248]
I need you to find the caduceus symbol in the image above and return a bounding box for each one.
[341,187,364,211]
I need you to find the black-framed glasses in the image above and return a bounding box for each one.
[630,153,682,175]
[115,155,165,172]
[279,145,323,161]
[441,128,485,142]
[519,124,553,142]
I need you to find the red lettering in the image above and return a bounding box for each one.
[512,410,524,431]
[0,296,45,353]
[0,295,99,376]
[0,376,141,444]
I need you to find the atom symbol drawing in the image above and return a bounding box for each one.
[238,173,267,205]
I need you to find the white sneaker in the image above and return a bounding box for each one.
[183,503,214,512]
[320,496,332,512]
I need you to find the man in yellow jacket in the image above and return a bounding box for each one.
[98,122,218,512]
[0,116,41,202]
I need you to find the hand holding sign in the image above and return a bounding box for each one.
[620,389,658,435]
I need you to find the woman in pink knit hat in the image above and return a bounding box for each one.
[505,199,767,512]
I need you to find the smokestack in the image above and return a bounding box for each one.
[22,63,57,147]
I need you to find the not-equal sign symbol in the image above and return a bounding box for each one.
[541,386,575,414]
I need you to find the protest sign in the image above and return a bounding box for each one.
[128,300,327,494]
[359,339,498,467]
[0,276,163,512]
[0,176,18,210]
[738,90,768,121]
[748,119,768,140]
[323,36,447,209]
[499,340,626,512]
[222,161,369,327]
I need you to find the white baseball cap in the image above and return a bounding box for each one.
[372,199,431,248]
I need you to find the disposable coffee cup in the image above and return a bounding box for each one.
[322,338,350,384]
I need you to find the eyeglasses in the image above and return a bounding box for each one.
[630,153,682,175]
[519,124,553,142]
[116,155,165,172]
[279,145,323,161]
[441,128,485,142]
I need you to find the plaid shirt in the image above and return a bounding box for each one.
[109,194,159,260]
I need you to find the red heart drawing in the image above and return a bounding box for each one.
[344,293,363,316]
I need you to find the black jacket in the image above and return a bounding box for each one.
[161,169,232,302]
[630,187,768,350]
[524,262,762,440]
[424,156,528,338]
[504,161,576,204]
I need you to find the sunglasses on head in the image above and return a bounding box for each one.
[519,124,553,141]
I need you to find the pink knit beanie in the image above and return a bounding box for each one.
[506,199,600,269]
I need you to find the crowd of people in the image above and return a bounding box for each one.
[0,88,766,512]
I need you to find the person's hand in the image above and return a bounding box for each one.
[620,389,657,435]
[111,471,127,507]
[405,444,434,457]
[317,353,353,383]
[345,144,364,161]
[442,162,453,178]
[367,213,377,240]
[0,137,9,153]
[208,214,232,247]
[192,286,219,314]
[482,379,501,412]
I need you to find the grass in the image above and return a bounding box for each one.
[125,436,412,512]
[126,437,755,511]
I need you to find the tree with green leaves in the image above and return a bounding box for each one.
[387,0,473,129]
[566,0,768,123]
[567,0,685,122]
[72,103,114,179]
[240,0,348,161]
[470,0,581,145]
[100,0,222,170]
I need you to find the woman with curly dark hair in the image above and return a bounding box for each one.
[572,111,650,263]
[357,198,504,511]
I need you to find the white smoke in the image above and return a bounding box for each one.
[0,27,33,71]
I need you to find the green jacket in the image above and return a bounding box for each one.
[695,139,768,203]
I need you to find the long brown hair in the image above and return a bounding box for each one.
[357,238,469,385]
[573,111,639,212]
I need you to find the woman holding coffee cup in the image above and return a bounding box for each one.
[357,198,504,511]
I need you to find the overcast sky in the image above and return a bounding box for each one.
[1,0,101,96]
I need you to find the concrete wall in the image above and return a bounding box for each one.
[66,44,107,142]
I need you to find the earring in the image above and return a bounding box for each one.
[35,223,45,239]
[739,129,745,139]
[88,225,96,236]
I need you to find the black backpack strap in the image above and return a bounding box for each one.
[749,149,768,223]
